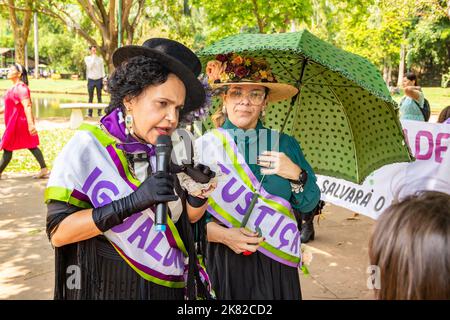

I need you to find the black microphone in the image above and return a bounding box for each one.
[155,135,173,232]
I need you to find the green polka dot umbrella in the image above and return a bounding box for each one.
[196,30,413,184]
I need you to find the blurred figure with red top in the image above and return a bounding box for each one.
[0,63,49,179]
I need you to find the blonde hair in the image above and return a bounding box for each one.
[211,106,226,128]
[210,86,269,128]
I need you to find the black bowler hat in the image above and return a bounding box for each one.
[112,38,205,115]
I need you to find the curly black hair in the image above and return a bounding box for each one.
[105,55,170,115]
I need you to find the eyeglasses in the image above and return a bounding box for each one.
[227,89,266,105]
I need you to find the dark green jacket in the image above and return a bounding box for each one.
[207,118,320,221]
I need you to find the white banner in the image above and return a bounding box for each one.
[317,120,450,220]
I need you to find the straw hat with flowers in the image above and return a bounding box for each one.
[205,53,298,102]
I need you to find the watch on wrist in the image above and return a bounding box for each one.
[289,169,308,193]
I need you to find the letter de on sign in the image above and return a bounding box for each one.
[415,130,433,160]
[435,133,450,163]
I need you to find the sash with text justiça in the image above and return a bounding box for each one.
[195,128,301,267]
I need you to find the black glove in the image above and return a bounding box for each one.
[187,194,208,208]
[92,172,179,232]
[185,163,216,208]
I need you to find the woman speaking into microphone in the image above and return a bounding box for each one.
[45,38,216,300]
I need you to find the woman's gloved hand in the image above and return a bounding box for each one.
[181,161,216,184]
[178,165,218,201]
[92,172,178,232]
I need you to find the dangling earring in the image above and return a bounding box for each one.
[125,113,133,135]
[222,105,227,115]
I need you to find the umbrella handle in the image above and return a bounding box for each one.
[242,227,262,257]
[240,192,260,228]
[239,191,261,257]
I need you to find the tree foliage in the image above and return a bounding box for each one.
[0,0,448,84]
[35,14,88,75]
[35,0,146,72]
[406,2,450,84]
[190,0,312,44]
[0,0,34,65]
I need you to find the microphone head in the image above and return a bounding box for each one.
[156,135,172,153]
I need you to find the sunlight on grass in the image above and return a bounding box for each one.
[422,87,450,112]
[0,79,88,94]
[0,129,76,173]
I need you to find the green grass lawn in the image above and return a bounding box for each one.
[422,87,450,112]
[0,128,75,174]
[0,79,88,94]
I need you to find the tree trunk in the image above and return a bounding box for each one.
[24,43,28,70]
[397,41,406,87]
[251,0,265,33]
[33,12,39,79]
[447,0,450,19]
[183,0,191,16]
[103,34,118,74]
[290,20,296,32]
[280,14,290,33]
[388,63,392,86]
[14,37,26,66]
[383,60,389,84]
[383,57,392,85]
[7,0,33,66]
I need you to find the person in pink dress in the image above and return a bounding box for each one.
[0,63,49,179]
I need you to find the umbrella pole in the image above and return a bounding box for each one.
[240,191,262,256]
[280,58,308,134]
[240,58,308,254]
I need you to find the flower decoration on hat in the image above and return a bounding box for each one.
[180,73,213,125]
[206,53,277,84]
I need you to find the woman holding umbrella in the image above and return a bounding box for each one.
[195,53,321,299]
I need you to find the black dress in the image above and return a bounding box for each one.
[203,119,321,300]
[45,110,211,300]
[206,241,301,300]
[47,201,185,300]
[46,175,210,300]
